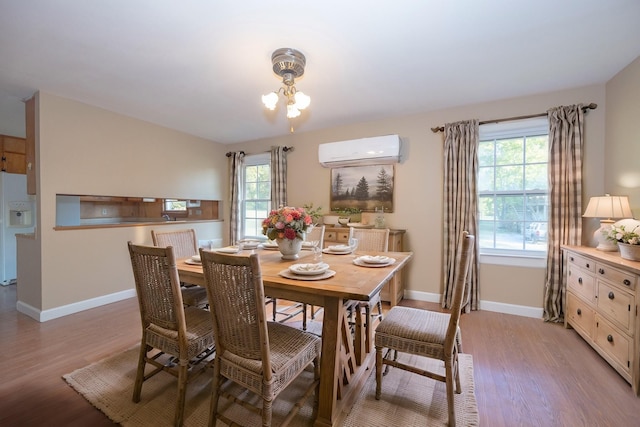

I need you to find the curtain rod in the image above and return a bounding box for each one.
[430,102,598,133]
[225,146,293,157]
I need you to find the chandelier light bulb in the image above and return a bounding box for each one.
[287,103,301,119]
[261,92,279,110]
[294,91,310,110]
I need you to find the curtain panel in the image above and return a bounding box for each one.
[443,120,480,312]
[543,104,584,322]
[270,146,288,209]
[228,151,245,245]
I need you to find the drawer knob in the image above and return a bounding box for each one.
[623,279,631,286]
[607,335,614,343]
[599,268,605,275]
[578,277,583,284]
[570,256,574,262]
[608,291,615,300]
[586,263,590,268]
[577,308,582,315]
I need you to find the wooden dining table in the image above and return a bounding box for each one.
[177,247,413,427]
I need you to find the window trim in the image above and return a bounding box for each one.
[478,117,549,264]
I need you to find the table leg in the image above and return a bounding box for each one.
[314,296,342,427]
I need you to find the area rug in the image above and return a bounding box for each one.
[63,346,478,426]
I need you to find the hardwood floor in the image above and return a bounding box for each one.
[1,284,639,426]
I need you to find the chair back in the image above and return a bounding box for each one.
[200,251,270,366]
[306,225,325,247]
[151,229,198,259]
[128,242,186,333]
[445,232,475,350]
[351,228,390,252]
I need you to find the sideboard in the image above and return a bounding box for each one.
[323,227,406,306]
[562,245,640,396]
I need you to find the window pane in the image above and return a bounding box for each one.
[257,181,271,199]
[495,138,523,165]
[478,141,494,166]
[478,167,494,192]
[525,194,548,221]
[478,195,495,219]
[525,163,547,190]
[525,135,548,163]
[245,182,257,199]
[495,165,523,191]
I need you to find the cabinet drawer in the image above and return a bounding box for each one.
[336,231,350,242]
[324,232,336,243]
[595,314,631,375]
[596,263,636,291]
[566,292,595,337]
[567,264,596,304]
[597,282,634,333]
[567,252,596,272]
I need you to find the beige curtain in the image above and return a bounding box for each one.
[543,105,584,322]
[228,151,245,245]
[270,146,288,209]
[443,120,480,312]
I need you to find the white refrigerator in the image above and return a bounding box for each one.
[0,172,35,285]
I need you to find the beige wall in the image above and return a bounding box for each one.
[18,92,229,316]
[605,56,640,215]
[230,84,607,313]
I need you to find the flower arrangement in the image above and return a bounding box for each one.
[607,224,640,245]
[262,206,312,241]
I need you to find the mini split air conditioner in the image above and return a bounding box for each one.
[317,134,401,168]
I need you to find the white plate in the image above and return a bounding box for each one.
[353,257,396,268]
[261,244,279,250]
[322,248,352,255]
[184,259,202,265]
[190,254,201,262]
[359,255,391,264]
[278,269,336,281]
[289,262,329,276]
[215,246,240,254]
[327,245,352,253]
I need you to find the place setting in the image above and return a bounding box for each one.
[278,262,336,281]
[353,254,396,268]
[184,254,202,265]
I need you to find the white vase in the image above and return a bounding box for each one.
[618,242,640,261]
[276,237,304,260]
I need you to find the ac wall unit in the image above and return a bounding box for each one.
[318,134,401,168]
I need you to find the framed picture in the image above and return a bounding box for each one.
[330,164,394,213]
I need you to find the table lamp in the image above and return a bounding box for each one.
[583,194,633,251]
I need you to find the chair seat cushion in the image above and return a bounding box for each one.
[375,306,453,360]
[147,306,215,359]
[221,322,320,395]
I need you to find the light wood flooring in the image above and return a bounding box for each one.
[1,284,639,426]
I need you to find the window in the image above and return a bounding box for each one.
[477,118,549,261]
[163,199,187,211]
[242,153,271,239]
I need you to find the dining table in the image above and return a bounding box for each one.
[177,245,413,427]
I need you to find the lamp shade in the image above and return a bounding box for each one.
[582,195,633,219]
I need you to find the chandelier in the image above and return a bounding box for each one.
[261,48,310,131]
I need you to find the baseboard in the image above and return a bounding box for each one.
[403,290,543,319]
[16,289,136,322]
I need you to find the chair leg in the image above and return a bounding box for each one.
[174,362,189,427]
[208,359,222,427]
[375,345,383,400]
[132,342,148,402]
[262,397,273,427]
[445,357,456,427]
[302,303,308,331]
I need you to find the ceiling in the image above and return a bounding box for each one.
[1,1,639,144]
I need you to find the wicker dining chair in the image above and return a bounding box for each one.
[151,228,208,308]
[374,232,474,427]
[200,250,321,427]
[127,242,216,427]
[349,227,390,356]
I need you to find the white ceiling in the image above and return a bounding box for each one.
[1,1,639,144]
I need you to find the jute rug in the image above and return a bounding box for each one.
[63,346,478,426]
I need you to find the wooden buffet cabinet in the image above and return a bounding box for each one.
[323,227,406,306]
[563,245,640,395]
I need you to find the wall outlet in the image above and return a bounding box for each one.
[102,208,108,216]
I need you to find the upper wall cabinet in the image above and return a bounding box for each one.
[0,134,26,174]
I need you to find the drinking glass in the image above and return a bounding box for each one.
[349,237,359,256]
[310,240,322,262]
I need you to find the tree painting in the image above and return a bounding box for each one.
[330,165,394,212]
